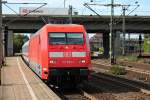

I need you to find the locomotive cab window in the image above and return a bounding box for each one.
[49,32,84,45]
[67,33,83,44]
[49,33,66,44]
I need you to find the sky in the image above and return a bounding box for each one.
[3,0,148,39]
[2,0,150,16]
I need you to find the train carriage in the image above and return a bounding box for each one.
[22,41,29,63]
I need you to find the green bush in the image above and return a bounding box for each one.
[144,60,150,64]
[99,47,104,54]
[144,34,150,53]
[109,65,126,75]
[127,56,138,62]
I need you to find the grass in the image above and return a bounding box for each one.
[108,65,126,75]
[118,55,138,62]
[143,60,150,64]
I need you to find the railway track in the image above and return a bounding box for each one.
[49,65,150,100]
[44,68,150,100]
[93,61,150,82]
[50,86,96,100]
[61,89,96,100]
[118,61,150,75]
[92,72,150,95]
[22,56,97,100]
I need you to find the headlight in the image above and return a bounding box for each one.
[49,60,56,64]
[43,68,47,71]
[81,60,86,63]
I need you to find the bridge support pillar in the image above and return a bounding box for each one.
[6,30,13,56]
[115,31,121,56]
[103,33,109,58]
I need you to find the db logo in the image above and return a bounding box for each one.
[63,52,72,57]
[22,9,29,13]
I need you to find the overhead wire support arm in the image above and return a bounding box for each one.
[3,4,18,15]
[115,4,139,24]
[83,3,102,18]
[2,2,47,15]
[127,4,140,16]
[85,3,131,7]
[22,3,47,16]
[86,2,138,24]
[4,2,47,26]
[5,3,47,5]
[114,5,130,24]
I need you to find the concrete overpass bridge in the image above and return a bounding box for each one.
[3,14,150,56]
[3,15,150,33]
[3,14,150,33]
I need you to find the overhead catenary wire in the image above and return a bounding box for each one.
[5,3,47,5]
[4,3,47,26]
[84,3,102,18]
[127,4,140,16]
[115,4,139,25]
[39,0,70,24]
[84,1,140,24]
[114,5,130,24]
[40,16,48,24]
[3,3,18,15]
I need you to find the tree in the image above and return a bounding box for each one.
[13,34,29,53]
[144,34,150,53]
[144,34,150,38]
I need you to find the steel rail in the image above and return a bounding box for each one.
[92,72,150,94]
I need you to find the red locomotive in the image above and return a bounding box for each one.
[22,24,91,87]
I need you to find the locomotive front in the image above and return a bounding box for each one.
[47,25,91,87]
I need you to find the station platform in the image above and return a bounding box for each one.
[0,57,61,100]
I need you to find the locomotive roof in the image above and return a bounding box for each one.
[45,24,83,27]
[30,24,84,39]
